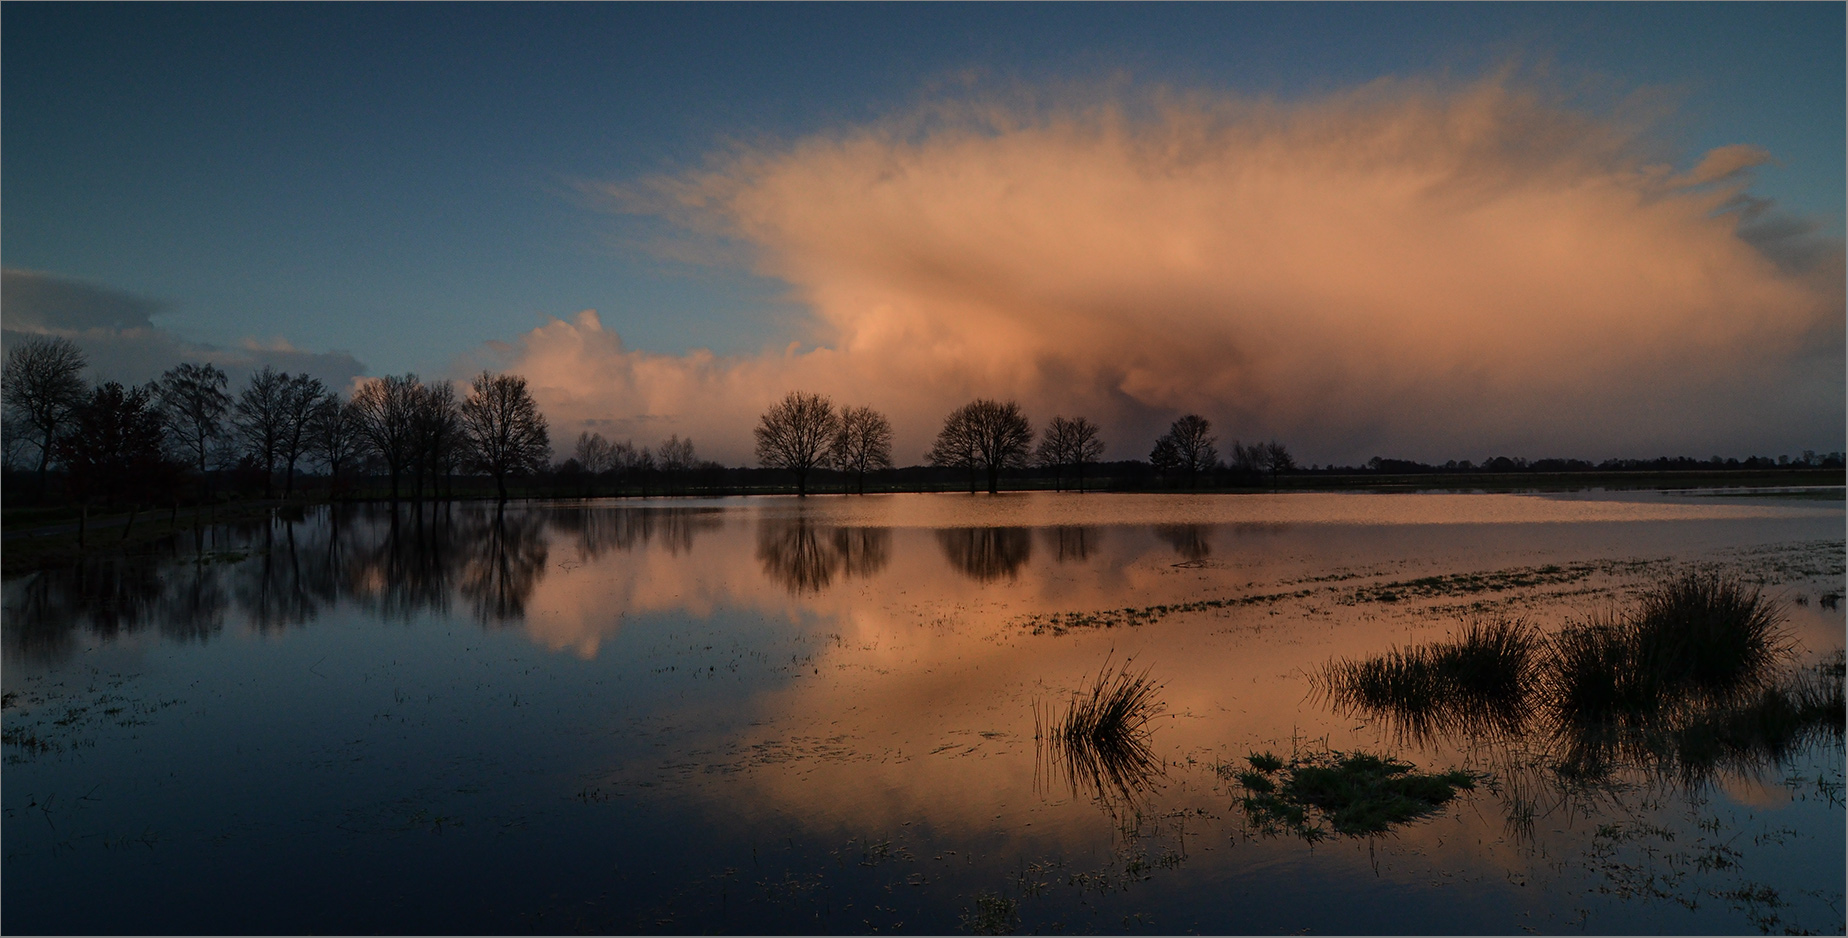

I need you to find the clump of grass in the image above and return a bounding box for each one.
[1235,749,1476,838]
[1550,571,1790,722]
[1037,657,1166,807]
[1321,614,1540,741]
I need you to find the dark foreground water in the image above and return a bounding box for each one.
[4,491,1843,934]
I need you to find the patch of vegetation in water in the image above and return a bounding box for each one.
[1319,614,1541,742]
[1036,657,1167,809]
[1340,560,1642,605]
[1233,749,1476,839]
[1020,590,1312,635]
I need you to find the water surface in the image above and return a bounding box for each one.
[4,491,1843,934]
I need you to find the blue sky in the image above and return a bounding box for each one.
[5,2,1842,383]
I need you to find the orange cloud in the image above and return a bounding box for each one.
[505,78,1843,465]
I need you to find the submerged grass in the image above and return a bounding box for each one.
[1236,749,1476,838]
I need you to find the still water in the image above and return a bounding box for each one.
[4,491,1843,934]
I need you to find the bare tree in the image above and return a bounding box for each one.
[351,373,423,501]
[926,405,981,494]
[308,393,364,497]
[1036,416,1077,491]
[275,373,327,499]
[1154,414,1217,488]
[574,431,615,497]
[930,399,1033,495]
[234,367,291,498]
[2,335,90,488]
[755,391,838,496]
[56,381,175,510]
[1260,440,1296,480]
[658,434,697,494]
[459,371,550,502]
[414,380,462,499]
[1149,436,1181,482]
[156,362,232,483]
[1069,417,1105,493]
[832,405,893,494]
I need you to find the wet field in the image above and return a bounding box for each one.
[3,490,1843,934]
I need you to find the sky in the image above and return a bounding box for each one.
[4,3,1843,465]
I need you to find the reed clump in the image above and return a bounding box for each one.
[1038,657,1166,807]
[1320,614,1540,740]
[1549,571,1790,722]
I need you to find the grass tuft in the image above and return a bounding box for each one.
[1320,614,1540,741]
[1039,656,1166,808]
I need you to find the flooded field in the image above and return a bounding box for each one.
[3,490,1843,934]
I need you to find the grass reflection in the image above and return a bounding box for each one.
[1036,657,1166,811]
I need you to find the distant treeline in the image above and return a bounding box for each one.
[3,337,1842,518]
[1335,453,1846,474]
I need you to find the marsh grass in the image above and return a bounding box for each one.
[1549,572,1790,723]
[1236,749,1476,838]
[1323,571,1840,793]
[1319,614,1540,742]
[1036,657,1166,808]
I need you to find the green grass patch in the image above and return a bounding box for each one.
[1235,749,1476,838]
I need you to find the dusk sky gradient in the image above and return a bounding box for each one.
[4,3,1842,464]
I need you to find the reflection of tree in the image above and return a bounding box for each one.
[2,503,577,664]
[461,509,551,624]
[936,527,1032,582]
[562,507,722,560]
[1154,524,1212,562]
[756,516,891,595]
[5,557,173,662]
[1042,526,1099,564]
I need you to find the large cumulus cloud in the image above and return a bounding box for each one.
[510,78,1844,465]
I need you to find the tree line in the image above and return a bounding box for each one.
[754,390,1284,495]
[1,336,551,508]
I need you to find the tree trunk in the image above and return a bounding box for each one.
[987,464,1001,495]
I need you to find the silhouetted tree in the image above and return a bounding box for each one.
[658,434,696,493]
[276,373,327,498]
[351,373,423,501]
[414,380,462,499]
[573,432,615,497]
[2,336,89,489]
[234,366,290,498]
[1154,414,1217,488]
[308,393,363,497]
[1036,416,1076,491]
[832,404,893,494]
[1069,417,1105,493]
[1260,440,1296,480]
[755,391,838,496]
[1149,436,1181,482]
[1037,415,1104,492]
[459,371,550,502]
[156,362,231,482]
[930,398,1033,494]
[56,381,175,509]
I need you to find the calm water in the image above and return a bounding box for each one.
[4,491,1843,934]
